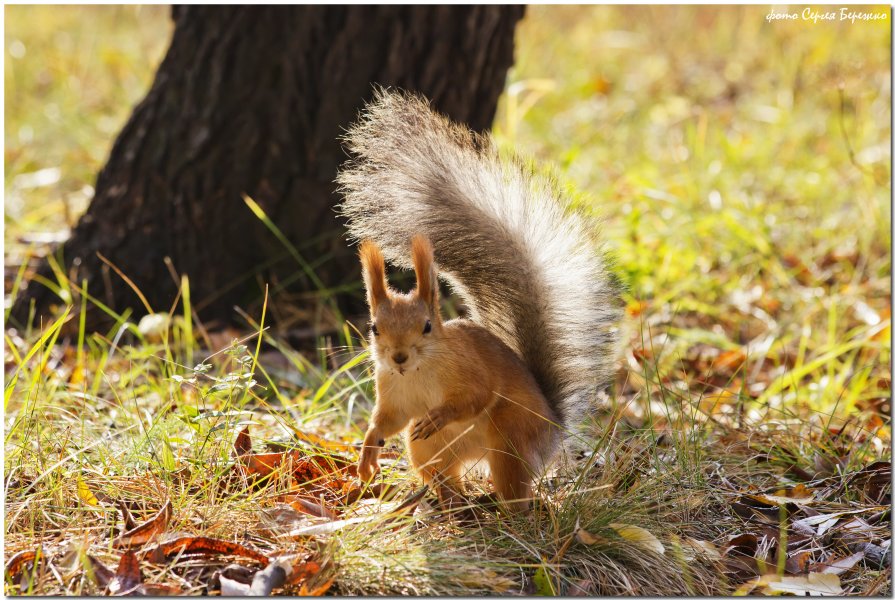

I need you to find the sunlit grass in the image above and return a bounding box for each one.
[495,5,890,422]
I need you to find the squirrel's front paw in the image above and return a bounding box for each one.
[357,448,380,482]
[410,410,446,441]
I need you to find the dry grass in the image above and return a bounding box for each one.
[5,5,891,596]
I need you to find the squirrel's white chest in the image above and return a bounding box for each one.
[376,368,442,419]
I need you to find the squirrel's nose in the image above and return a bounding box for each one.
[392,352,408,365]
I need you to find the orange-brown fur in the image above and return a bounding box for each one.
[357,236,559,510]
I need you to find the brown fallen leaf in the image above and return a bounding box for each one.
[261,503,317,534]
[715,348,746,371]
[288,425,358,455]
[137,583,182,595]
[723,533,759,557]
[4,548,43,582]
[847,461,891,504]
[233,426,254,457]
[140,535,269,566]
[116,500,139,531]
[849,542,890,570]
[731,499,780,524]
[751,483,815,506]
[108,550,142,595]
[235,426,358,486]
[815,551,865,575]
[575,528,609,546]
[113,499,173,548]
[84,555,116,589]
[299,574,335,596]
[277,495,339,520]
[682,538,722,561]
[784,549,811,574]
[722,555,762,582]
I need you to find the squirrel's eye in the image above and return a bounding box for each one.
[423,320,432,334]
[371,323,379,336]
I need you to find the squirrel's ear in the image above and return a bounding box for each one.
[411,235,438,311]
[359,240,388,311]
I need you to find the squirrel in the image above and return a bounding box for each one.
[336,89,622,511]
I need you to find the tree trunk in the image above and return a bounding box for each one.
[11,5,523,333]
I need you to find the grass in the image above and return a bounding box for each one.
[5,5,891,596]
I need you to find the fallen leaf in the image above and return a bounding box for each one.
[847,461,891,504]
[288,425,359,455]
[285,486,427,537]
[113,499,173,548]
[609,523,665,555]
[285,516,372,537]
[784,550,811,574]
[300,577,334,596]
[84,555,115,589]
[137,583,182,595]
[723,533,759,557]
[77,477,100,506]
[683,538,722,560]
[816,551,865,575]
[575,528,609,546]
[277,495,339,520]
[234,426,355,488]
[234,426,253,457]
[753,483,815,506]
[261,503,317,534]
[731,500,779,524]
[140,535,269,566]
[849,542,890,570]
[4,548,43,581]
[115,500,139,531]
[532,563,557,596]
[715,348,746,371]
[108,550,142,595]
[765,573,843,596]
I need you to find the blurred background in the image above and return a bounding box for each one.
[5,5,891,421]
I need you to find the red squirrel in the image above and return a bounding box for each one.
[338,90,622,511]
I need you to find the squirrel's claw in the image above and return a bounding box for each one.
[357,448,380,482]
[410,411,444,441]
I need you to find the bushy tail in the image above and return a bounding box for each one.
[337,89,622,426]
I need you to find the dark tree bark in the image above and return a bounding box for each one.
[11,6,524,332]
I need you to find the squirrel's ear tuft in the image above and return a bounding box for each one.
[359,240,388,311]
[411,235,438,311]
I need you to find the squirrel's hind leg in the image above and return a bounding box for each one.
[488,451,534,513]
[408,438,466,510]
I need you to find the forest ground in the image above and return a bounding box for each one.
[5,6,891,596]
